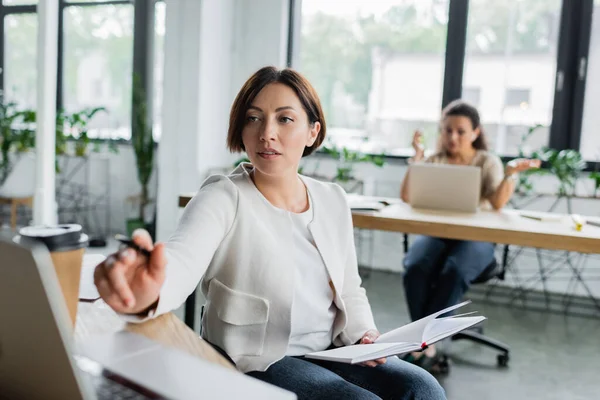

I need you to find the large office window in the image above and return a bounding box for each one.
[462,0,561,156]
[580,1,600,161]
[3,13,37,109]
[63,3,134,139]
[299,0,450,156]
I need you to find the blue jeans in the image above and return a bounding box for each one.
[247,355,446,399]
[403,236,495,321]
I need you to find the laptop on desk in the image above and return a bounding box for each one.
[408,163,481,213]
[0,237,296,400]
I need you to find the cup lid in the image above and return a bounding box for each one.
[16,224,89,252]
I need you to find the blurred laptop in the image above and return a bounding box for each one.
[0,236,296,400]
[408,163,481,213]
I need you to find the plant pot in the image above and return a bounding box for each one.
[126,218,146,237]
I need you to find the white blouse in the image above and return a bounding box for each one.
[285,199,337,356]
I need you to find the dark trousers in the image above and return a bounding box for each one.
[402,236,495,321]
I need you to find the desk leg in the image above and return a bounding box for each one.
[184,288,197,331]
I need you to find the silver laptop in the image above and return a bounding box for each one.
[408,163,481,213]
[0,236,296,400]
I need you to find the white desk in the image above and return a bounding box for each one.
[350,197,600,254]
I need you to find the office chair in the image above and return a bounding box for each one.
[451,253,510,367]
[402,234,510,368]
[185,288,198,330]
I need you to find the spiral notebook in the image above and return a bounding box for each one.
[305,301,485,364]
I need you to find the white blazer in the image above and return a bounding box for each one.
[151,163,377,373]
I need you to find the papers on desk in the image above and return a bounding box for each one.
[79,254,105,302]
[346,195,391,211]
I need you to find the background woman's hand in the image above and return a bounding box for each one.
[358,329,387,367]
[93,229,167,315]
[505,158,541,176]
[411,130,425,161]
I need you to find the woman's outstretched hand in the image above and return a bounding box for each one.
[505,158,541,176]
[94,229,167,315]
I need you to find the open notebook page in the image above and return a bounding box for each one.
[376,300,472,344]
[423,316,486,344]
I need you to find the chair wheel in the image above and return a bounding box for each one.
[497,354,509,367]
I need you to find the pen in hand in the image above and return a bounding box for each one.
[115,233,152,258]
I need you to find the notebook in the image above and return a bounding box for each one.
[305,301,485,364]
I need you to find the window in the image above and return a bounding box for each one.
[2,0,37,4]
[63,4,134,140]
[3,13,37,110]
[505,88,531,108]
[153,0,165,141]
[93,78,103,97]
[580,0,600,161]
[463,0,561,156]
[299,0,450,156]
[462,87,481,107]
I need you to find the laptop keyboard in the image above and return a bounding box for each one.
[76,355,164,399]
[90,372,150,400]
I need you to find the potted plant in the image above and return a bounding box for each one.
[0,93,36,186]
[590,171,600,197]
[320,142,385,193]
[126,74,155,237]
[62,107,106,157]
[532,148,586,197]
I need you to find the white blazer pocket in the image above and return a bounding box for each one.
[205,279,269,357]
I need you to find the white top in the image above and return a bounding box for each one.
[286,200,337,356]
[132,164,377,373]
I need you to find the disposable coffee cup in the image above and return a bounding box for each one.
[15,224,89,327]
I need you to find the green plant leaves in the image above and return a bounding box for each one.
[530,147,587,196]
[321,142,385,182]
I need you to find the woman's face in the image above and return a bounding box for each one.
[441,115,479,156]
[242,83,320,177]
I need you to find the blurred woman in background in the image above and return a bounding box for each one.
[399,100,540,372]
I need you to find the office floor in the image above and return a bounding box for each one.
[362,269,600,400]
[15,229,597,400]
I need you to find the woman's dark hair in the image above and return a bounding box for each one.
[440,99,488,151]
[227,66,326,157]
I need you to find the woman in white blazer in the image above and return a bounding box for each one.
[94,66,446,400]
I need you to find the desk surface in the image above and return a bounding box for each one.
[351,196,600,254]
[75,300,236,371]
[179,193,600,253]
